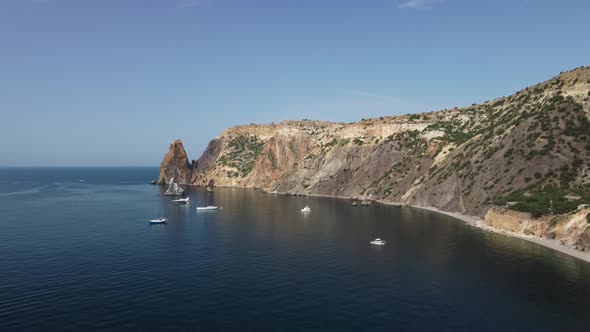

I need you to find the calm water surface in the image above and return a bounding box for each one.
[1,168,590,331]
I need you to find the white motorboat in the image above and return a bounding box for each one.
[171,197,190,204]
[370,238,386,246]
[301,205,311,213]
[149,217,168,224]
[196,206,220,211]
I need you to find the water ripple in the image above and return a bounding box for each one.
[1,170,590,331]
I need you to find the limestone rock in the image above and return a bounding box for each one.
[158,66,590,251]
[158,139,192,185]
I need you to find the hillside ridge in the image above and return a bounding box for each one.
[159,65,590,250]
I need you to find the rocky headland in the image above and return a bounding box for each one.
[159,66,590,257]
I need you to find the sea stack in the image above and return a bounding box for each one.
[158,139,192,185]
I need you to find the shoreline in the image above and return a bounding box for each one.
[300,192,590,264]
[187,184,590,264]
[401,204,590,264]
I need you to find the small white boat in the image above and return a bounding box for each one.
[171,197,190,204]
[149,217,168,224]
[370,238,386,246]
[301,205,311,213]
[196,206,220,211]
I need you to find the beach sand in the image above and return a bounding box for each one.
[406,204,590,264]
[269,191,590,264]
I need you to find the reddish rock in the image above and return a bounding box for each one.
[158,140,192,185]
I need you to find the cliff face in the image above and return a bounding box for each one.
[158,139,192,184]
[484,207,590,251]
[159,66,590,246]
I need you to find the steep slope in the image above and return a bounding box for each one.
[158,139,193,184]
[159,66,590,248]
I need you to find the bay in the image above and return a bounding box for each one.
[1,168,589,331]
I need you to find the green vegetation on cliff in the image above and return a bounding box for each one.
[217,134,264,177]
[162,66,590,219]
[494,185,590,218]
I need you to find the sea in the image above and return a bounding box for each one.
[1,167,590,331]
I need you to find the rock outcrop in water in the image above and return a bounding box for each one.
[158,139,193,185]
[159,66,590,250]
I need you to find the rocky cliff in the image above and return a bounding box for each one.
[159,66,590,248]
[483,207,590,251]
[158,139,193,184]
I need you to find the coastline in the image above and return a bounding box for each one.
[189,184,590,264]
[303,193,590,264]
[402,204,590,264]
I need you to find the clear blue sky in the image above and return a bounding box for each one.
[1,0,589,166]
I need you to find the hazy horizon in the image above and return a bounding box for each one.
[2,0,589,166]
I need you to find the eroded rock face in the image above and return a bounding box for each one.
[158,66,590,250]
[483,207,590,251]
[158,139,192,185]
[483,207,551,236]
[162,67,590,211]
[575,226,590,251]
[246,132,315,190]
[195,138,224,173]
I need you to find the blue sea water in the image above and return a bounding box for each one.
[1,167,590,331]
